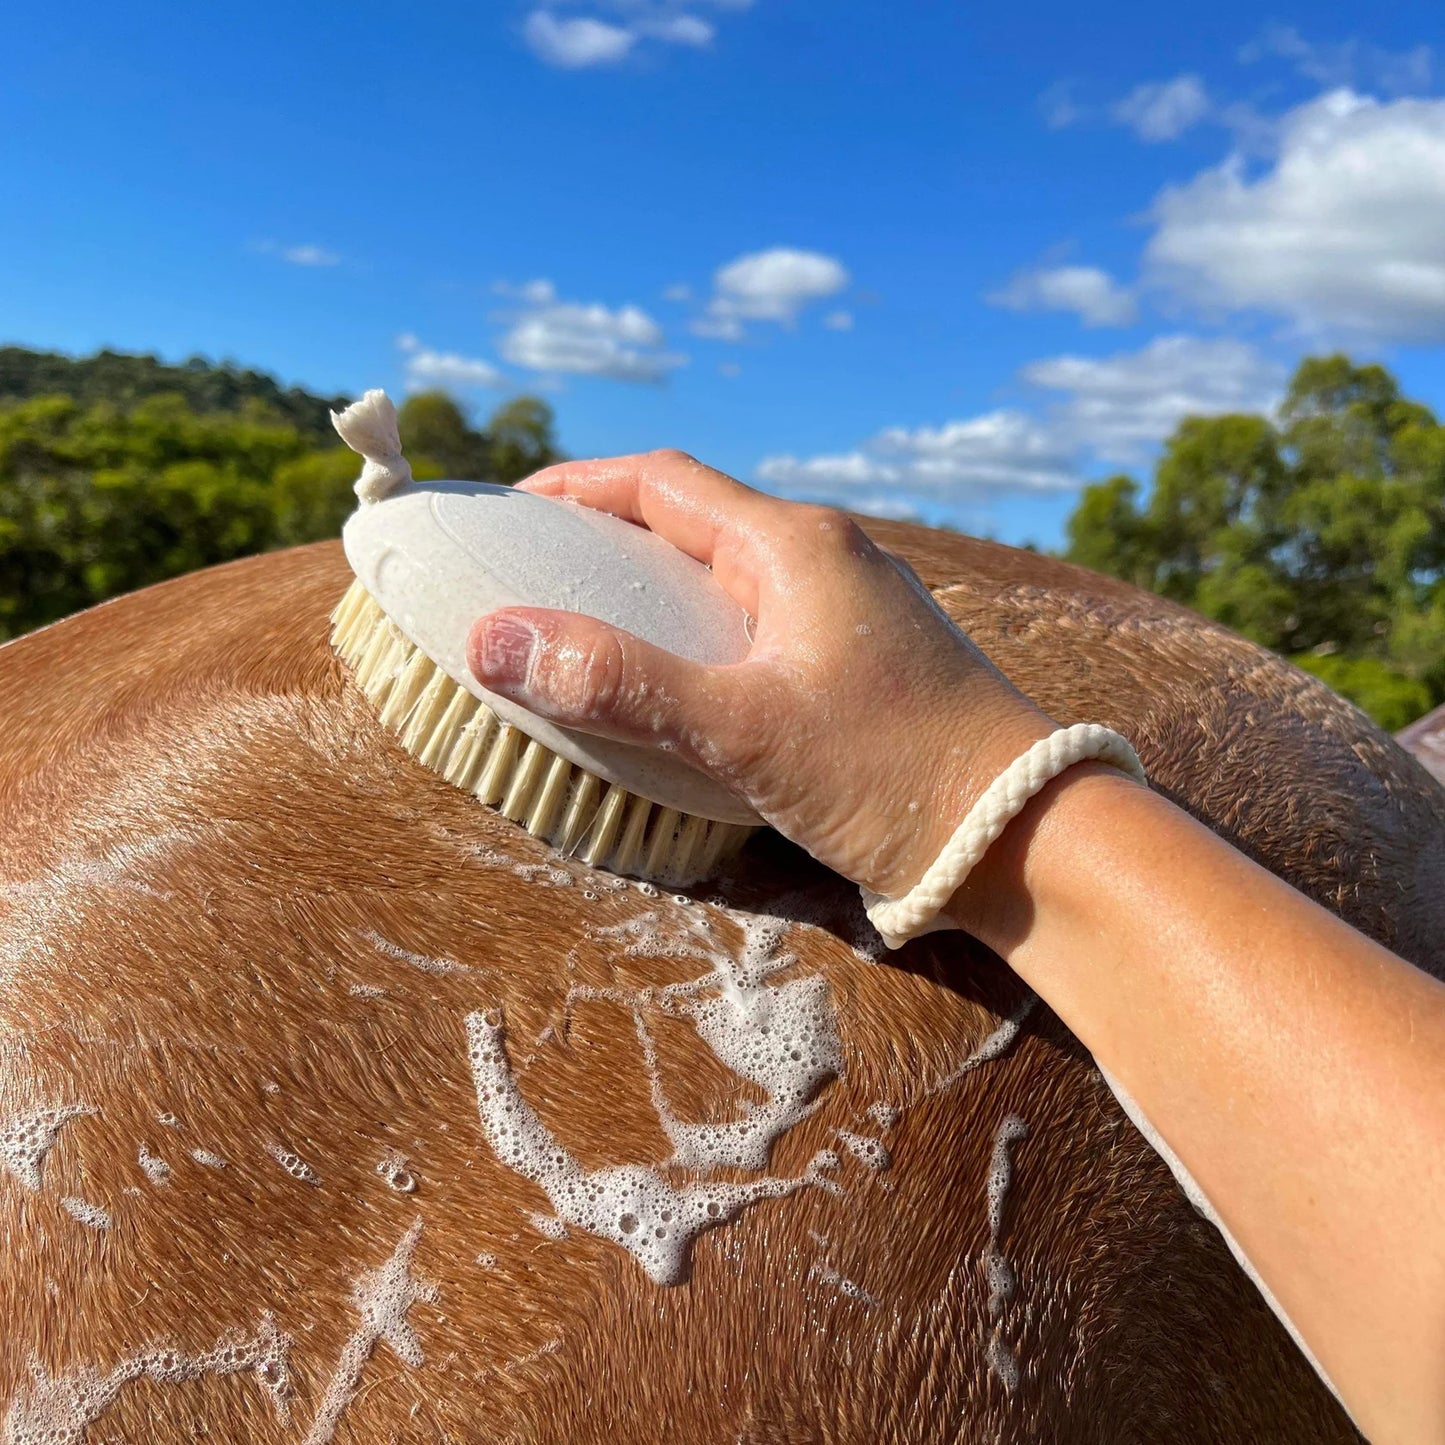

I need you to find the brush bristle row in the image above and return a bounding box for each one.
[330,579,753,885]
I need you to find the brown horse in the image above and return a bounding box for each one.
[3,524,1442,1443]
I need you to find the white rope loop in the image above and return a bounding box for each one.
[862,722,1147,949]
[331,388,413,503]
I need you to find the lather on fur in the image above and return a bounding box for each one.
[2,521,1441,1444]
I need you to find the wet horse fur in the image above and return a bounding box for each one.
[3,522,1443,1443]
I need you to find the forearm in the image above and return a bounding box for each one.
[945,767,1445,1444]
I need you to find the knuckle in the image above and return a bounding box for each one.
[577,632,634,720]
[648,447,697,469]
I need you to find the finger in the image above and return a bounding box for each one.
[517,450,787,616]
[468,606,731,759]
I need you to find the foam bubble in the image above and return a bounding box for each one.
[137,1145,170,1187]
[190,1149,227,1170]
[466,1010,839,1286]
[926,994,1037,1100]
[4,1313,292,1444]
[835,1129,891,1171]
[360,929,472,977]
[60,1197,110,1231]
[866,1102,899,1130]
[982,1113,1028,1393]
[0,1104,95,1191]
[375,1150,416,1194]
[986,1333,1020,1394]
[302,1220,437,1444]
[266,1144,321,1187]
[812,1261,878,1308]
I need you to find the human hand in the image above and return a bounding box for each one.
[467,450,1056,898]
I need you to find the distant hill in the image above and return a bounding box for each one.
[0,345,350,441]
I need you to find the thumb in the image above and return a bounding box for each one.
[467,607,722,753]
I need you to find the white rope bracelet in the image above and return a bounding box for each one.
[862,722,1147,949]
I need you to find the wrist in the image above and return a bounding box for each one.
[940,760,1150,959]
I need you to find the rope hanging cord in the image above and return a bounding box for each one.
[862,722,1147,949]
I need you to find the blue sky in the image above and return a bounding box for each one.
[3,1,1443,547]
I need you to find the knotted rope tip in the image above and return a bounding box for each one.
[331,388,414,503]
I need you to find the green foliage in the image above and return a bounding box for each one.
[0,347,564,641]
[0,345,348,441]
[1065,354,1445,729]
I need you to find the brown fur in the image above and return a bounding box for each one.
[3,525,1442,1443]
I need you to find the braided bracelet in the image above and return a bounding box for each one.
[862,722,1147,949]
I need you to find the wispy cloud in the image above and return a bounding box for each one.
[254,240,342,267]
[398,334,506,390]
[1239,25,1433,96]
[1112,74,1210,141]
[988,264,1137,327]
[523,12,635,68]
[753,334,1284,520]
[522,3,727,69]
[497,278,685,382]
[692,247,850,340]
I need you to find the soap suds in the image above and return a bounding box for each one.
[983,1113,1028,1394]
[924,993,1037,1101]
[360,929,473,978]
[1,1104,95,1191]
[835,1129,890,1171]
[375,1149,417,1194]
[583,912,843,1175]
[812,1261,878,1308]
[266,1143,321,1187]
[466,1009,840,1286]
[60,1197,111,1231]
[156,1111,181,1129]
[867,1102,899,1129]
[136,1145,170,1187]
[4,1313,291,1444]
[348,983,388,1000]
[527,1211,569,1241]
[0,833,180,977]
[190,1148,227,1170]
[302,1220,437,1445]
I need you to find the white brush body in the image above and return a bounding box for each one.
[341,480,759,828]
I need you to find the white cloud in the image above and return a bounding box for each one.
[757,410,1078,503]
[635,14,714,46]
[498,284,684,382]
[397,335,506,390]
[282,243,341,267]
[523,5,727,68]
[752,334,1284,519]
[695,247,850,339]
[822,310,854,331]
[1113,74,1210,141]
[1146,89,1445,341]
[988,265,1137,327]
[1039,81,1086,130]
[254,240,341,267]
[523,12,634,67]
[1022,335,1284,463]
[1239,26,1432,96]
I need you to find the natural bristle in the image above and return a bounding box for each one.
[330,578,754,886]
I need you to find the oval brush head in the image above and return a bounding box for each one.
[330,473,762,887]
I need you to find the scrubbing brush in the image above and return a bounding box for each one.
[328,391,761,887]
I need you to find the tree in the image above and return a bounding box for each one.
[486,396,561,484]
[0,347,568,642]
[1065,354,1445,728]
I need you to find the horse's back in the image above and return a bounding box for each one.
[6,530,1435,1443]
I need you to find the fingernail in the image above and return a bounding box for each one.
[476,615,537,686]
